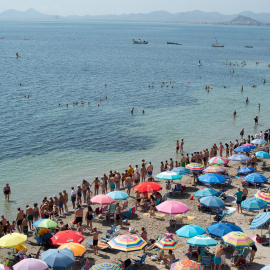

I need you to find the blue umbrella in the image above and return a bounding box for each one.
[187,235,218,247]
[41,248,75,270]
[198,173,226,184]
[234,146,252,153]
[255,151,270,158]
[250,212,270,229]
[237,167,255,174]
[251,139,267,145]
[33,219,45,227]
[155,171,182,180]
[194,188,218,197]
[241,198,267,210]
[227,154,251,161]
[244,173,268,183]
[206,222,243,238]
[172,167,190,175]
[107,191,129,200]
[176,225,205,238]
[200,196,225,209]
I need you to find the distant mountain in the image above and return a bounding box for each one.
[0,9,269,25]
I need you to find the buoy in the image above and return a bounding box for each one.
[189,195,194,200]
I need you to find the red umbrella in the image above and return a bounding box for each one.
[50,230,85,247]
[133,182,162,194]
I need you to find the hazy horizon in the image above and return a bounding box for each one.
[0,0,269,16]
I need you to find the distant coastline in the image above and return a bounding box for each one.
[0,9,270,26]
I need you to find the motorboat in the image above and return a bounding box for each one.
[167,42,182,45]
[133,39,148,44]
[245,46,253,48]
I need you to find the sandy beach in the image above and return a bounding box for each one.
[1,144,270,270]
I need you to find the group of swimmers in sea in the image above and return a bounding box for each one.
[59,96,108,108]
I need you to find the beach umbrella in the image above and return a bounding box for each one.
[170,260,199,270]
[237,167,255,174]
[156,200,189,215]
[244,173,268,183]
[234,146,252,153]
[0,233,27,248]
[227,154,251,161]
[172,167,190,175]
[200,196,225,209]
[208,157,227,165]
[241,198,267,211]
[90,194,115,205]
[13,258,48,270]
[193,188,218,197]
[186,163,205,171]
[255,151,270,158]
[132,182,162,194]
[154,237,179,250]
[242,143,256,149]
[33,219,58,228]
[198,173,226,184]
[254,191,270,204]
[155,171,182,180]
[107,191,129,200]
[251,139,267,145]
[187,235,218,247]
[206,222,243,238]
[222,232,254,247]
[250,212,270,229]
[41,248,75,269]
[176,225,205,238]
[90,263,121,270]
[58,243,86,256]
[107,234,147,252]
[0,265,10,270]
[50,230,85,247]
[203,166,226,173]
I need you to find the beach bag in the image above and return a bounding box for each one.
[245,251,251,262]
[72,219,77,224]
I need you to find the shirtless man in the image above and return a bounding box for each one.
[16,208,24,233]
[77,185,83,204]
[22,215,28,236]
[26,205,34,230]
[126,175,133,195]
[63,190,69,212]
[163,250,176,268]
[213,144,218,156]
[90,227,99,255]
[115,172,121,190]
[33,203,40,221]
[180,138,184,153]
[180,154,186,168]
[114,203,122,227]
[75,205,84,228]
[103,173,108,193]
[214,245,224,270]
[58,192,64,215]
[169,158,174,170]
[91,177,100,196]
[147,162,153,177]
[109,174,116,191]
[1,215,7,235]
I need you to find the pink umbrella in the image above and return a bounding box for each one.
[0,265,10,270]
[90,194,115,205]
[156,200,189,215]
[13,258,48,270]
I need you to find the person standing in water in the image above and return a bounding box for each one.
[3,184,11,201]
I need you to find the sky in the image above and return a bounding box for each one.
[0,0,269,16]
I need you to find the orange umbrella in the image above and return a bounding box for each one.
[58,242,86,256]
[170,260,199,270]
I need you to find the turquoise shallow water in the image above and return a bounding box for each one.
[0,21,270,219]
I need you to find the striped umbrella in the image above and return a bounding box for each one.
[186,163,205,171]
[90,263,121,270]
[203,166,226,173]
[172,167,190,175]
[155,171,182,180]
[222,232,254,247]
[194,188,218,197]
[244,173,268,183]
[255,151,270,158]
[254,191,270,204]
[107,234,147,252]
[187,235,218,247]
[154,237,179,250]
[208,157,227,165]
[241,198,267,211]
[170,260,199,270]
[250,212,270,229]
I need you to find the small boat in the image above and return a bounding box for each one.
[245,46,253,48]
[133,39,148,44]
[175,43,182,45]
[212,37,224,47]
[167,42,182,45]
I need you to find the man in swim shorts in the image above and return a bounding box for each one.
[147,162,153,176]
[109,174,116,191]
[214,245,224,270]
[26,205,34,230]
[114,203,122,227]
[71,187,77,209]
[126,174,133,195]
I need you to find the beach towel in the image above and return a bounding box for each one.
[252,235,269,245]
[143,213,166,218]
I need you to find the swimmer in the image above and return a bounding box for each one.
[98,103,99,107]
[16,52,19,58]
[105,84,107,87]
[142,110,145,114]
[233,110,236,116]
[258,103,260,111]
[241,86,243,91]
[131,107,134,114]
[88,102,90,105]
[19,83,22,86]
[66,104,68,108]
[105,96,107,99]
[246,97,249,103]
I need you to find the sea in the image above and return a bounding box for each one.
[0,21,270,219]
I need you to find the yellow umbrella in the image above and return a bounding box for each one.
[58,242,86,256]
[0,233,27,248]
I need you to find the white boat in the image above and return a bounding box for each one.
[212,37,224,47]
[133,39,148,44]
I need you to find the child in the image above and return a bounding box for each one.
[77,222,86,234]
[90,227,99,255]
[235,255,246,267]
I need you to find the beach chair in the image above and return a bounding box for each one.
[156,198,161,205]
[201,256,212,270]
[121,201,128,211]
[162,192,169,201]
[133,254,147,267]
[122,206,136,219]
[171,184,182,196]
[106,204,117,221]
[101,205,108,213]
